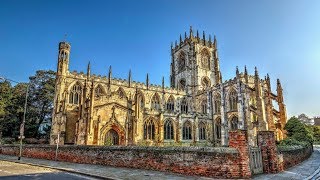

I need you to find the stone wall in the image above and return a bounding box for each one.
[278,145,313,169]
[0,145,248,178]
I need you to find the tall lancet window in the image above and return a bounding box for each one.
[151,93,160,110]
[69,83,82,104]
[166,96,175,112]
[144,119,155,140]
[214,94,221,114]
[182,121,192,140]
[200,48,210,70]
[181,98,188,114]
[178,51,186,72]
[199,122,206,140]
[229,89,238,111]
[164,119,174,140]
[201,100,207,114]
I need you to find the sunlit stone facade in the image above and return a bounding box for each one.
[50,27,287,146]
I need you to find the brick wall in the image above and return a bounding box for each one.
[257,131,279,173]
[278,146,313,169]
[229,130,251,178]
[0,144,246,178]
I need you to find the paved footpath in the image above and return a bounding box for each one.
[254,147,320,180]
[0,147,319,180]
[0,154,212,180]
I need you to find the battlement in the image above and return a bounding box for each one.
[59,41,71,51]
[68,70,186,95]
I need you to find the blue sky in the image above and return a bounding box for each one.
[0,0,319,117]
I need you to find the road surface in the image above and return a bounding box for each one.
[0,160,98,180]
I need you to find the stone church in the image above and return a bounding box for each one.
[50,27,287,147]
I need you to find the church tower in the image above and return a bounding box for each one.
[170,27,221,94]
[50,41,71,145]
[57,42,71,76]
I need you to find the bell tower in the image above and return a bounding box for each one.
[170,27,221,93]
[57,42,71,76]
[50,41,71,145]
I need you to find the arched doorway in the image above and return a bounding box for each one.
[105,129,119,145]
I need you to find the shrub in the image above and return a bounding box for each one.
[0,137,16,144]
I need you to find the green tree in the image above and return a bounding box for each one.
[2,83,28,138]
[284,116,314,144]
[27,70,55,138]
[0,81,13,138]
[0,70,55,140]
[313,126,320,144]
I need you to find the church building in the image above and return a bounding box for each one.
[50,27,287,147]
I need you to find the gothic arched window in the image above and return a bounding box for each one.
[69,83,82,104]
[166,96,175,112]
[144,119,155,140]
[200,49,210,70]
[179,79,186,91]
[215,118,221,139]
[164,119,174,140]
[214,94,221,114]
[182,121,192,140]
[151,93,160,110]
[199,122,206,140]
[201,100,207,114]
[180,98,188,114]
[229,89,238,111]
[178,51,186,72]
[95,85,104,98]
[230,116,238,130]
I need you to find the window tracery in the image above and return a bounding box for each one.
[200,49,210,70]
[164,119,174,140]
[69,83,82,104]
[182,121,192,140]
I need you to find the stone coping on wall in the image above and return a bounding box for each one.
[277,145,308,152]
[0,144,239,154]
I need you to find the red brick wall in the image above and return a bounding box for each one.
[279,146,313,169]
[229,130,251,178]
[257,131,280,173]
[0,144,248,179]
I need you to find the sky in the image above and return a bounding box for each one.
[0,0,319,118]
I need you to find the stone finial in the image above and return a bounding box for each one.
[108,65,112,84]
[203,31,206,45]
[236,66,239,78]
[146,73,149,89]
[244,65,248,83]
[196,30,199,40]
[254,66,259,77]
[179,34,182,44]
[209,34,212,44]
[175,40,177,47]
[184,31,187,40]
[214,35,217,49]
[87,61,91,79]
[162,76,165,90]
[189,26,193,38]
[277,78,282,89]
[128,69,132,87]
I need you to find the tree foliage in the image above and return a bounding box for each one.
[0,70,55,140]
[282,116,314,145]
